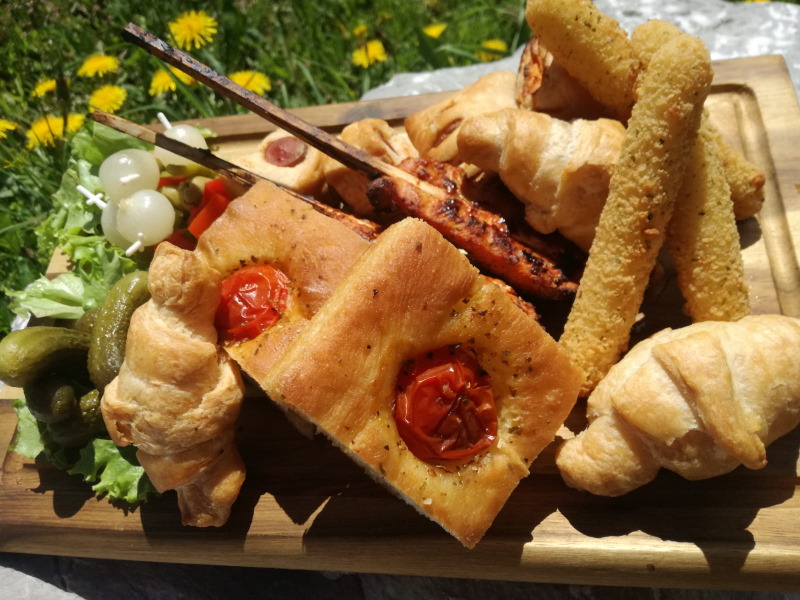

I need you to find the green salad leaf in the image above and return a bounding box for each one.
[9,397,43,459]
[6,272,105,320]
[70,122,152,168]
[68,438,158,505]
[10,397,157,505]
[5,122,149,322]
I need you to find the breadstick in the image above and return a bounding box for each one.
[525,0,641,120]
[632,19,765,221]
[558,34,713,396]
[630,19,682,65]
[713,130,765,220]
[631,20,750,322]
[668,112,750,321]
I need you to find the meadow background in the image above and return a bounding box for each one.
[0,0,797,336]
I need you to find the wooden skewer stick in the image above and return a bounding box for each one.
[91,110,382,241]
[122,22,406,181]
[121,23,451,200]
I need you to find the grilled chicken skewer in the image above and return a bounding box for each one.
[370,159,579,301]
[115,23,580,301]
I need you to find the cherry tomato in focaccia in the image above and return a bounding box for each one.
[394,346,497,461]
[215,265,289,343]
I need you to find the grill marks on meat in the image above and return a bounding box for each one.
[368,158,579,301]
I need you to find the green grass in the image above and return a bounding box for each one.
[0,0,528,335]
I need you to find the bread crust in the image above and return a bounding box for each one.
[101,243,246,527]
[456,108,625,251]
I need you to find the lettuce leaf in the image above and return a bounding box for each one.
[68,438,158,505]
[70,122,152,168]
[10,390,157,505]
[9,397,43,459]
[5,272,103,319]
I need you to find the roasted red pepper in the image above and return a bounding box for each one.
[394,346,497,461]
[188,177,231,239]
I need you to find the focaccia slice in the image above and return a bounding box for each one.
[262,217,582,547]
[195,179,370,385]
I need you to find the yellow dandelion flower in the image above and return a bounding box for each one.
[89,85,127,113]
[423,24,447,39]
[0,119,18,140]
[353,24,368,37]
[475,39,509,62]
[27,115,59,148]
[170,66,195,86]
[168,10,218,50]
[229,71,272,95]
[25,113,84,149]
[31,79,57,98]
[66,113,85,133]
[352,39,388,68]
[149,70,173,96]
[149,67,196,96]
[77,53,120,77]
[482,39,508,53]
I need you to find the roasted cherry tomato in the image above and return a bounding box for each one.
[394,346,497,462]
[215,265,289,342]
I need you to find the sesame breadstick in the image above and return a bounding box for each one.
[559,34,713,396]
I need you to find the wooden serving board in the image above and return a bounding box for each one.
[2,55,800,591]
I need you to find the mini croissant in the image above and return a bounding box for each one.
[556,314,800,496]
[102,243,246,526]
[456,108,624,251]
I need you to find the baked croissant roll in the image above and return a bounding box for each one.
[102,243,246,526]
[404,70,517,162]
[457,107,624,251]
[556,314,800,496]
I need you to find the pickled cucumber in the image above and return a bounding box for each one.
[24,374,85,424]
[88,270,150,391]
[0,327,91,388]
[46,389,106,447]
[74,307,100,334]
